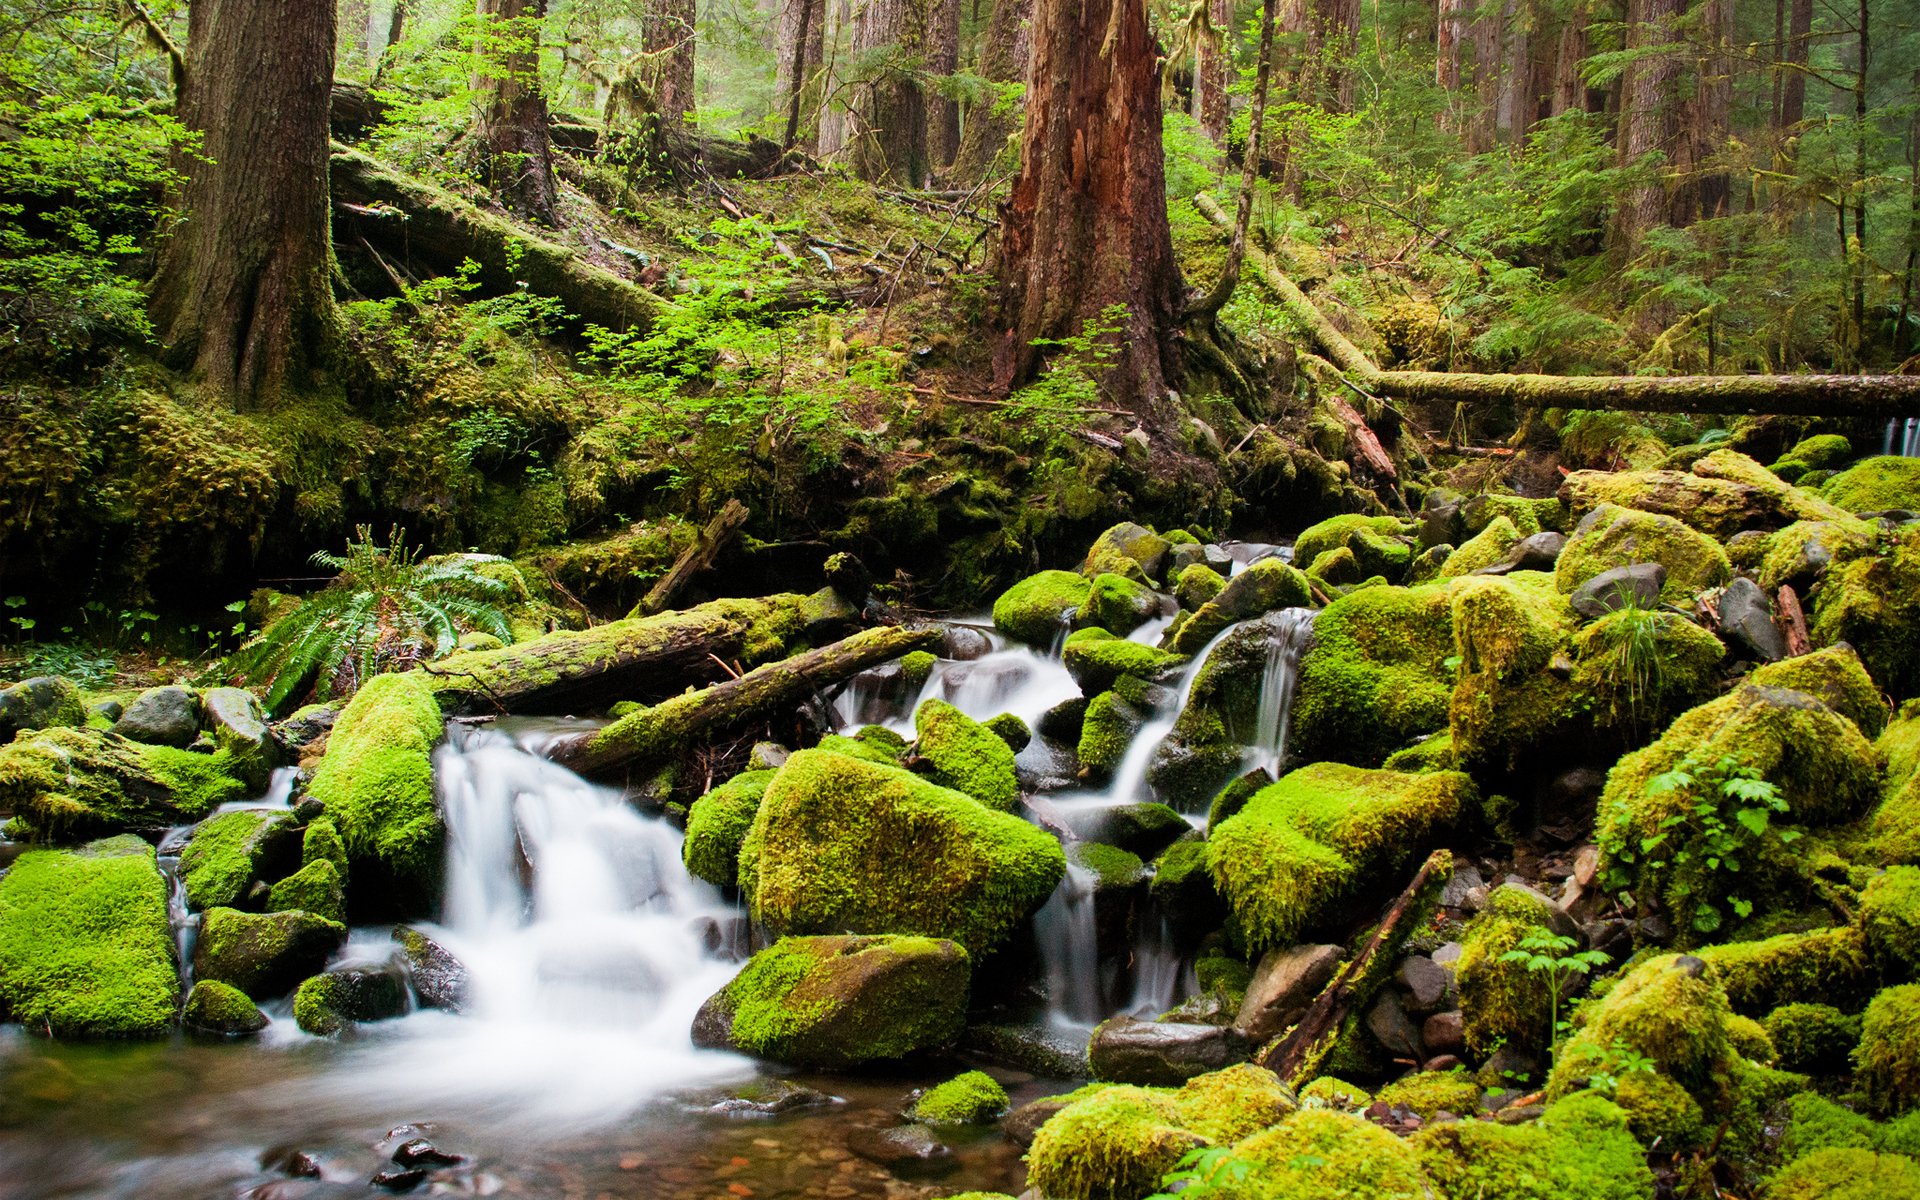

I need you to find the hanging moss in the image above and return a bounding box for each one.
[1456,885,1561,1058]
[304,672,445,895]
[1292,583,1457,766]
[1554,504,1732,603]
[1823,456,1920,514]
[1856,984,1920,1115]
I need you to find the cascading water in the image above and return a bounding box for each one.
[1886,416,1920,458]
[1247,608,1318,777]
[1033,863,1104,1027]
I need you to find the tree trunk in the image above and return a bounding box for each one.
[1613,0,1685,255]
[341,0,372,73]
[643,0,698,127]
[996,0,1185,432]
[1435,0,1462,117]
[1494,0,1529,143]
[927,0,962,168]
[950,0,1030,183]
[1189,0,1278,319]
[1464,0,1499,152]
[148,0,341,408]
[477,0,560,225]
[635,499,750,617]
[1674,0,1732,223]
[1777,0,1810,129]
[776,0,827,150]
[817,0,853,158]
[1197,0,1232,142]
[1547,4,1587,117]
[847,0,930,185]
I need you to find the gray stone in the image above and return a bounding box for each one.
[1169,543,1208,575]
[1475,532,1566,575]
[1569,563,1668,619]
[799,586,861,639]
[1052,802,1190,859]
[1087,1017,1244,1086]
[1440,864,1485,909]
[0,676,86,741]
[705,1079,836,1116]
[396,926,469,1012]
[1234,943,1343,1044]
[1718,576,1786,662]
[1480,1045,1541,1088]
[1396,955,1453,1014]
[113,686,202,747]
[1201,545,1234,572]
[1421,492,1465,549]
[939,624,994,661]
[203,686,283,791]
[1423,1010,1465,1057]
[747,741,790,771]
[303,965,408,1029]
[1430,941,1463,968]
[846,1124,953,1174]
[1365,992,1424,1061]
[89,699,124,724]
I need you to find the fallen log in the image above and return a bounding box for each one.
[329,144,657,333]
[415,595,809,716]
[1194,193,1920,418]
[635,499,751,618]
[548,624,943,778]
[1259,849,1453,1084]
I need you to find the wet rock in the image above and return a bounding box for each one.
[183,979,270,1035]
[706,1078,838,1116]
[1087,1016,1244,1086]
[111,686,202,747]
[1051,801,1189,859]
[1396,955,1453,1014]
[260,1146,324,1178]
[193,908,347,1000]
[275,706,337,753]
[1717,576,1786,662]
[1003,1097,1073,1148]
[1569,563,1667,619]
[1421,493,1465,549]
[291,795,326,823]
[294,965,408,1035]
[823,552,872,605]
[395,926,469,1012]
[1366,992,1424,1060]
[1036,697,1088,743]
[845,1123,954,1174]
[0,676,86,741]
[1157,991,1237,1027]
[370,1165,427,1192]
[961,1023,1091,1078]
[1497,1104,1546,1125]
[391,1139,462,1167]
[178,809,302,911]
[1234,943,1343,1044]
[1423,1011,1465,1057]
[1536,767,1606,845]
[939,624,993,661]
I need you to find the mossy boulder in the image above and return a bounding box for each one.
[1079,689,1144,778]
[737,749,1065,955]
[292,965,408,1035]
[1548,954,1733,1105]
[1767,1146,1920,1200]
[1375,1068,1482,1118]
[1148,841,1226,943]
[192,906,347,1000]
[1863,867,1920,977]
[1083,522,1174,583]
[1456,884,1564,1058]
[992,570,1091,645]
[910,1070,1009,1125]
[0,835,179,1038]
[1293,514,1417,581]
[302,817,349,878]
[110,685,202,747]
[1770,434,1853,480]
[683,769,776,887]
[1750,645,1890,738]
[1614,1069,1706,1148]
[1765,1004,1862,1075]
[1874,700,1920,864]
[1297,1075,1372,1110]
[1758,520,1878,592]
[1810,525,1920,702]
[912,698,1018,810]
[201,686,282,792]
[0,726,248,838]
[1411,1091,1654,1200]
[178,809,300,911]
[1438,516,1523,579]
[1062,628,1182,696]
[1555,504,1731,603]
[0,675,87,741]
[1208,763,1473,950]
[1174,564,1226,612]
[1571,607,1725,734]
[1823,455,1920,514]
[1563,451,1849,537]
[1447,573,1577,769]
[182,978,268,1035]
[1292,584,1456,766]
[1166,559,1314,656]
[983,712,1031,751]
[1223,1109,1426,1200]
[1857,984,1920,1114]
[1148,610,1312,807]
[1306,546,1362,587]
[305,672,445,906]
[691,934,969,1068]
[266,858,346,924]
[1082,573,1161,637]
[1696,926,1876,1015]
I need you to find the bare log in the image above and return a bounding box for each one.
[1259,849,1452,1084]
[415,594,809,716]
[636,499,750,617]
[1194,193,1920,417]
[330,144,655,332]
[548,625,943,777]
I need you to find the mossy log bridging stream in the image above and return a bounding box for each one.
[1194,193,1920,418]
[548,624,944,778]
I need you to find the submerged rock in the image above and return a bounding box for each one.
[845,1123,954,1174]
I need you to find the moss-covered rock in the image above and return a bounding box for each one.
[1438,516,1522,579]
[1555,504,1731,603]
[0,727,248,838]
[1148,840,1226,942]
[1375,1068,1482,1118]
[1224,1109,1427,1200]
[1297,1075,1372,1111]
[899,650,936,690]
[992,569,1092,645]
[302,817,349,878]
[1548,954,1733,1105]
[265,858,346,924]
[912,698,1019,810]
[1767,1146,1920,1199]
[1148,610,1311,806]
[738,749,1064,955]
[683,769,776,887]
[1570,607,1725,735]
[1411,1091,1655,1200]
[1307,546,1362,587]
[1082,573,1161,637]
[1457,885,1563,1058]
[201,686,282,792]
[0,835,178,1038]
[1770,435,1853,481]
[1863,867,1920,977]
[179,809,299,911]
[1875,701,1920,865]
[691,934,969,1068]
[1083,522,1174,583]
[910,1070,1008,1125]
[1856,984,1920,1114]
[192,906,347,1000]
[1765,1004,1862,1075]
[182,978,268,1035]
[305,672,445,903]
[0,675,87,740]
[1062,628,1182,696]
[1759,520,1878,592]
[291,966,407,1035]
[1614,1069,1706,1147]
[1174,563,1226,612]
[1292,584,1456,766]
[1823,456,1920,514]
[1078,689,1144,779]
[1749,645,1889,738]
[1810,526,1920,702]
[1696,926,1876,1015]
[1166,559,1314,656]
[1560,466,1772,539]
[1447,573,1577,770]
[1294,514,1417,580]
[1208,763,1473,950]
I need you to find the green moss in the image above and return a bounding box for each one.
[911,1070,1008,1124]
[1765,1004,1863,1074]
[1062,629,1182,695]
[179,809,297,911]
[1447,573,1577,769]
[0,835,178,1038]
[1294,514,1416,580]
[1068,841,1146,888]
[983,712,1031,751]
[1082,573,1161,637]
[1375,1068,1482,1118]
[1823,456,1920,513]
[1767,1147,1920,1200]
[193,906,347,1000]
[1174,563,1226,612]
[1780,1092,1880,1161]
[1224,1109,1427,1200]
[1292,584,1457,765]
[1170,1064,1296,1142]
[1412,1092,1654,1200]
[1025,1085,1203,1200]
[0,727,248,838]
[1614,1069,1705,1148]
[1771,435,1853,479]
[1208,762,1473,951]
[1860,867,1920,980]
[1695,926,1876,1015]
[814,732,903,765]
[182,978,267,1035]
[1856,984,1920,1114]
[993,570,1092,645]
[1168,559,1316,656]
[1751,645,1889,738]
[305,672,445,891]
[1456,885,1560,1058]
[899,650,936,689]
[292,973,347,1035]
[1875,703,1920,865]
[265,858,346,924]
[682,770,775,888]
[302,818,348,879]
[1759,520,1878,592]
[1810,526,1920,702]
[1548,954,1734,1105]
[1464,492,1547,538]
[1571,607,1726,735]
[913,698,1019,810]
[1083,522,1174,583]
[1439,516,1522,578]
[737,749,1064,955]
[1079,690,1143,778]
[1555,504,1732,602]
[1297,1075,1372,1111]
[1728,1012,1776,1060]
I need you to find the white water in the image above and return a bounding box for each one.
[1034,863,1104,1027]
[1886,417,1920,459]
[1248,608,1318,777]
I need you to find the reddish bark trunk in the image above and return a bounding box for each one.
[1198,0,1232,142]
[1777,0,1810,128]
[477,0,559,225]
[1614,0,1686,253]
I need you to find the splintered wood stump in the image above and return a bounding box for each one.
[636,499,750,617]
[547,624,943,778]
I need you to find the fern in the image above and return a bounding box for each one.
[226,526,514,714]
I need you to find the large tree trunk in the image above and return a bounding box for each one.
[1464,0,1499,153]
[1435,0,1463,121]
[817,0,853,158]
[995,0,1185,432]
[148,0,341,408]
[1547,4,1588,117]
[847,0,930,185]
[776,0,827,150]
[1493,0,1529,143]
[950,0,1030,183]
[927,0,962,169]
[1613,0,1686,255]
[477,0,560,225]
[1673,0,1732,223]
[1776,0,1811,129]
[643,0,698,126]
[1197,0,1232,143]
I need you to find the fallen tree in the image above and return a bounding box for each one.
[1195,194,1920,418]
[636,499,750,617]
[548,624,942,778]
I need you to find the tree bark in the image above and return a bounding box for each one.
[817,0,853,158]
[148,0,341,408]
[1613,0,1685,254]
[1493,0,1529,143]
[1435,0,1462,98]
[548,625,944,777]
[1776,0,1810,129]
[1197,0,1232,142]
[1546,4,1587,117]
[777,0,827,150]
[996,0,1185,432]
[643,0,698,126]
[1674,0,1732,222]
[477,0,560,225]
[927,0,962,168]
[847,0,930,185]
[635,499,750,617]
[950,0,1030,183]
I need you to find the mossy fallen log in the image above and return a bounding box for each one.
[1194,193,1920,418]
[415,595,810,716]
[548,624,943,778]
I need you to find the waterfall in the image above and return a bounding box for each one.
[1248,608,1318,777]
[1885,417,1920,458]
[1126,910,1196,1018]
[1034,863,1103,1027]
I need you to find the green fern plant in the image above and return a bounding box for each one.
[226,526,513,714]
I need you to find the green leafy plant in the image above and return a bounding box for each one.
[225,525,514,714]
[999,304,1130,450]
[1499,928,1612,1065]
[1147,1145,1257,1200]
[1581,1039,1659,1094]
